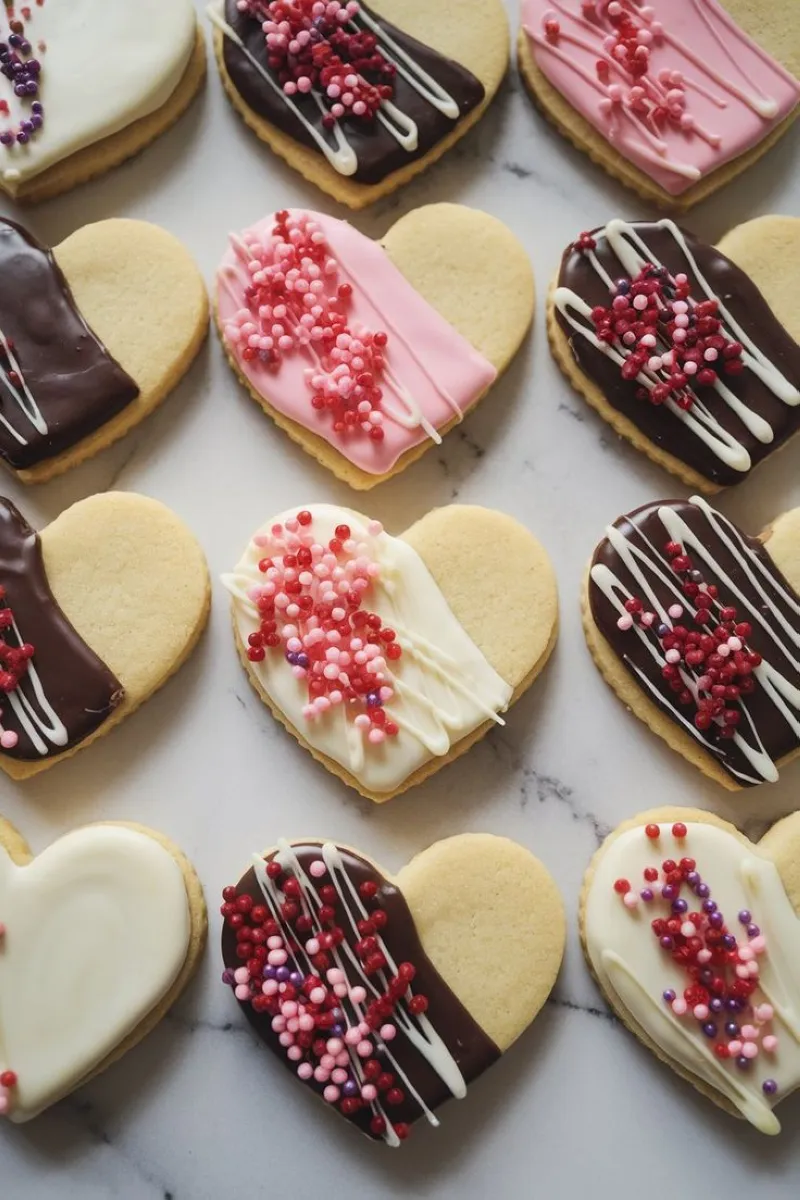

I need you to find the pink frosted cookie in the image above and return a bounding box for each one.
[216,204,534,487]
[518,1,800,210]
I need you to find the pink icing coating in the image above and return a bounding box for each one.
[522,0,800,195]
[216,210,497,475]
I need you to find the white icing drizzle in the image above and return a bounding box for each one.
[249,840,467,1145]
[0,325,48,447]
[590,496,800,785]
[208,1,464,177]
[223,505,512,794]
[554,218,800,474]
[3,614,67,757]
[585,823,800,1134]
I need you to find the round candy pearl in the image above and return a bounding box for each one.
[380,1024,397,1041]
[756,1004,774,1023]
[623,891,638,909]
[763,1079,778,1096]
[672,998,688,1016]
[763,1035,779,1052]
[309,860,327,878]
[297,1063,313,1080]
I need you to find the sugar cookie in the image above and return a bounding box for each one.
[0,218,208,484]
[0,816,206,1123]
[216,205,534,488]
[548,216,800,493]
[0,1,205,204]
[0,491,210,780]
[223,503,558,801]
[583,495,800,790]
[518,1,800,211]
[221,833,564,1143]
[208,0,509,208]
[581,808,800,1134]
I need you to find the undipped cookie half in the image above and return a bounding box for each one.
[222,833,564,1144]
[583,495,800,790]
[0,217,208,484]
[216,205,534,488]
[582,808,800,1134]
[0,0,205,204]
[0,816,206,1122]
[518,1,800,211]
[223,503,558,801]
[209,0,509,208]
[0,492,210,780]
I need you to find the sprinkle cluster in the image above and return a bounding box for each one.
[542,2,714,144]
[0,583,33,751]
[574,240,744,409]
[224,211,391,442]
[616,538,761,738]
[238,0,395,127]
[221,853,426,1141]
[244,509,402,744]
[0,2,45,149]
[615,823,779,1095]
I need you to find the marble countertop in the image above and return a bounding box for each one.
[3,1,800,1195]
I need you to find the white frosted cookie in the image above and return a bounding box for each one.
[582,808,800,1134]
[0,816,206,1123]
[548,216,800,493]
[0,217,208,484]
[209,0,509,208]
[216,205,534,488]
[0,0,205,203]
[0,491,210,780]
[221,833,564,1143]
[518,1,800,210]
[583,495,800,791]
[223,503,558,801]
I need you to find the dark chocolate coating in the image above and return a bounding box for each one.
[0,499,123,760]
[0,220,139,470]
[222,1,486,185]
[556,223,800,487]
[222,842,500,1140]
[589,499,800,786]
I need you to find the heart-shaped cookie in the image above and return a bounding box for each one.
[548,216,800,493]
[583,494,800,790]
[0,0,205,204]
[208,0,509,208]
[0,217,208,484]
[582,808,800,1134]
[222,503,558,801]
[222,833,564,1144]
[0,491,210,780]
[518,1,800,210]
[216,205,533,488]
[0,816,206,1123]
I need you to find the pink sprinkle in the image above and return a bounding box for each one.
[672,998,687,1016]
[356,1040,373,1057]
[234,984,250,1001]
[361,1084,378,1102]
[323,1085,340,1104]
[380,1024,397,1042]
[234,967,250,985]
[297,1063,313,1080]
[309,860,327,878]
[763,1035,779,1052]
[742,1042,759,1059]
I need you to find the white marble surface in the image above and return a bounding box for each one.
[2,1,800,1195]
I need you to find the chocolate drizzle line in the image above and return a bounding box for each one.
[555,221,800,487]
[221,0,486,185]
[589,498,800,786]
[0,220,139,470]
[221,842,499,1141]
[0,499,123,760]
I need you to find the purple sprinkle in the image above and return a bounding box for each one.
[722,934,737,951]
[725,998,739,1012]
[701,896,715,911]
[736,1056,751,1071]
[663,989,676,1004]
[725,1021,740,1037]
[747,924,761,938]
[738,910,752,925]
[289,971,303,987]
[671,898,688,915]
[263,965,277,980]
[661,885,676,902]
[640,888,654,902]
[686,871,700,887]
[763,1079,778,1097]
[342,1080,359,1097]
[660,936,674,950]
[702,1022,717,1038]
[0,132,12,146]
[699,969,713,985]
[276,966,290,982]
[709,911,724,929]
[15,130,28,143]
[710,998,724,1014]
[221,969,235,986]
